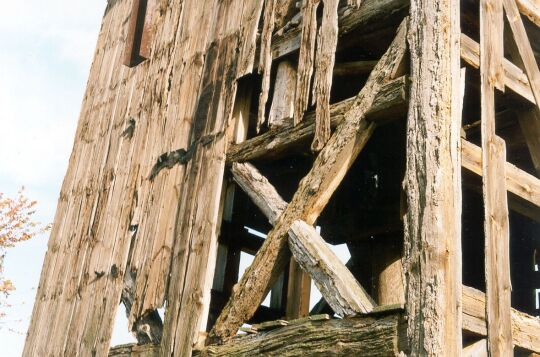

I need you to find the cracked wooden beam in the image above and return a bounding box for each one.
[208,22,408,344]
[227,75,408,163]
[231,162,376,316]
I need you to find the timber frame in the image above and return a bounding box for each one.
[24,0,540,356]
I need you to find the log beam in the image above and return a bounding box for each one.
[208,23,408,344]
[227,75,408,163]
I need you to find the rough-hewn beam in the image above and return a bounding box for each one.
[289,220,376,315]
[504,0,540,113]
[209,23,408,344]
[271,0,409,59]
[463,339,488,357]
[231,163,376,316]
[462,285,540,353]
[516,0,540,28]
[403,0,462,354]
[460,33,536,104]
[227,75,408,163]
[461,139,540,208]
[480,1,513,353]
[110,314,407,357]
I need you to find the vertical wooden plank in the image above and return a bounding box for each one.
[480,0,505,91]
[123,0,147,67]
[481,2,513,355]
[269,61,296,128]
[311,0,339,151]
[139,0,157,59]
[404,0,462,354]
[257,0,276,132]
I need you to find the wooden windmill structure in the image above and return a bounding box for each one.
[23,0,540,355]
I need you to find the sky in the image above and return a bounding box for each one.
[0,1,137,355]
[0,2,351,355]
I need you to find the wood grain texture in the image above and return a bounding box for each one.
[504,0,540,113]
[516,0,540,27]
[227,75,408,163]
[463,286,540,353]
[403,0,462,355]
[209,22,408,344]
[269,61,297,129]
[460,33,536,104]
[289,220,376,316]
[257,0,277,133]
[481,1,513,354]
[311,0,339,151]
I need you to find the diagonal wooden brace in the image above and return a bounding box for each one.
[208,20,408,344]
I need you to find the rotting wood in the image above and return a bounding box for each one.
[209,21,408,344]
[480,0,513,353]
[311,0,339,151]
[271,0,409,60]
[504,0,540,114]
[462,285,540,353]
[269,61,297,129]
[288,220,377,316]
[293,0,319,125]
[257,0,277,132]
[403,0,462,354]
[110,314,407,357]
[461,139,540,208]
[460,33,536,104]
[227,75,409,163]
[232,163,376,316]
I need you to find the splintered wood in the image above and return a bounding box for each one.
[209,21,407,344]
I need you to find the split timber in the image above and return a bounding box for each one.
[24,0,540,356]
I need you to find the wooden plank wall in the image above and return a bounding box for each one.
[23,0,263,356]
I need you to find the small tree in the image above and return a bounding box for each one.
[0,188,50,318]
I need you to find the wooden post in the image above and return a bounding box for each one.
[269,61,297,129]
[481,1,513,355]
[403,0,462,355]
[285,259,311,319]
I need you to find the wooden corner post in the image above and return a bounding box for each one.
[403,0,462,355]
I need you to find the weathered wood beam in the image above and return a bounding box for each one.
[460,33,536,104]
[516,0,540,28]
[462,285,540,353]
[403,0,462,354]
[289,220,376,316]
[271,0,409,59]
[284,259,311,319]
[110,314,407,356]
[480,0,513,353]
[463,339,488,357]
[209,23,408,344]
[231,163,376,316]
[504,0,540,114]
[461,139,540,208]
[268,61,296,129]
[227,75,408,163]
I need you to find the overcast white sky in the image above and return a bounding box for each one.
[0,2,137,355]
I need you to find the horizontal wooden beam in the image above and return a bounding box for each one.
[227,75,408,163]
[460,33,536,104]
[461,139,540,208]
[463,285,540,353]
[271,0,409,60]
